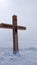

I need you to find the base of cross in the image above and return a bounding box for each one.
[0,15,26,54]
[13,50,19,54]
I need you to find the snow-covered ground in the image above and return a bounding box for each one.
[0,47,37,65]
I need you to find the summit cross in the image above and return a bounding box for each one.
[0,15,26,53]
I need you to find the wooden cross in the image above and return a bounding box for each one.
[0,15,26,53]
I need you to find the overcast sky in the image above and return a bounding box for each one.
[0,0,37,48]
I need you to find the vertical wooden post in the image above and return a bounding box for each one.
[12,15,18,52]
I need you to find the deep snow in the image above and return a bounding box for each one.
[0,47,37,65]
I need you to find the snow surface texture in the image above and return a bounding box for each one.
[0,47,37,65]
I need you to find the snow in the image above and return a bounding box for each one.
[0,47,37,65]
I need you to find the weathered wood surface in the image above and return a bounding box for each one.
[12,15,18,52]
[0,23,26,30]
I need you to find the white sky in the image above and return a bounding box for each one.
[0,0,37,48]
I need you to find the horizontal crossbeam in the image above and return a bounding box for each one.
[0,23,26,30]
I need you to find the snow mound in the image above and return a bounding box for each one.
[0,47,37,65]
